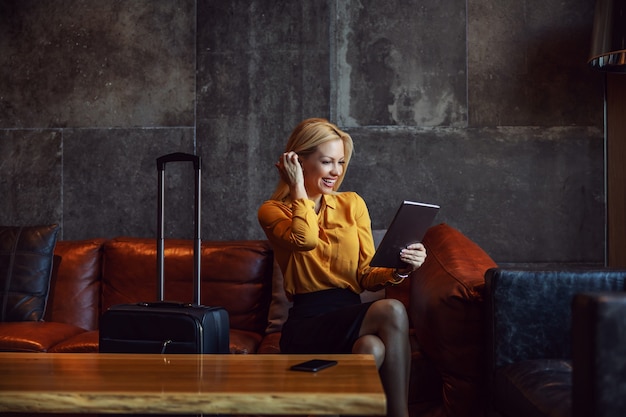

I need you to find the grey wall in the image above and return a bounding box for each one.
[0,0,605,265]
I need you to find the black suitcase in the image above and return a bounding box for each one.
[99,152,230,354]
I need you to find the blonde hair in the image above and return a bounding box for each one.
[270,118,354,201]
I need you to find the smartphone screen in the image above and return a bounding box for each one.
[289,359,338,372]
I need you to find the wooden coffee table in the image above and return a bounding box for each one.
[0,352,386,415]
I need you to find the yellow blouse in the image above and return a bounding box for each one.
[257,192,395,298]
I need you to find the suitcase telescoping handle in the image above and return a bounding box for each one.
[156,152,202,305]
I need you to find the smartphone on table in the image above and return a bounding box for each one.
[289,359,338,372]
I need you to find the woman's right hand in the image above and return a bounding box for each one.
[275,152,304,187]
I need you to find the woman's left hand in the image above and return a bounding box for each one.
[398,243,427,273]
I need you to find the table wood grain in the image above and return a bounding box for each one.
[0,352,386,415]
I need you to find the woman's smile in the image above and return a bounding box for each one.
[322,177,337,188]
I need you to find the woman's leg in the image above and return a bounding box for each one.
[352,299,410,417]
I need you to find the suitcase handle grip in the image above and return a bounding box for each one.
[138,301,193,308]
[157,152,201,171]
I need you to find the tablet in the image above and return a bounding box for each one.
[370,201,440,268]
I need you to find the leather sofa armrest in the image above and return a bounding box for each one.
[572,292,626,417]
[485,268,626,371]
[399,223,497,417]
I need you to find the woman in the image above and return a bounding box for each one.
[257,118,426,417]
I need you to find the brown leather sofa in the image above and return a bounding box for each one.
[0,223,496,417]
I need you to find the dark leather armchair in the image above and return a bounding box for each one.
[572,292,626,417]
[484,268,626,417]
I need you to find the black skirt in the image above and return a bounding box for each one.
[279,288,373,354]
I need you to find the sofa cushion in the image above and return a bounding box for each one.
[102,238,274,335]
[407,223,497,417]
[49,329,262,354]
[493,359,572,417]
[265,259,292,334]
[0,321,86,352]
[257,331,282,354]
[49,329,99,353]
[229,329,263,354]
[45,239,104,330]
[0,224,59,322]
